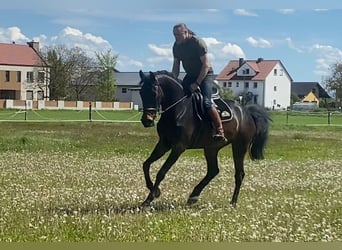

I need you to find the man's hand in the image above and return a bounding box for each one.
[189,82,200,94]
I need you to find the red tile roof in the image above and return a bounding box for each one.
[216,59,282,81]
[0,42,45,67]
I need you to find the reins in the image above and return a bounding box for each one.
[160,95,187,114]
[154,73,187,115]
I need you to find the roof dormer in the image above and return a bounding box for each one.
[236,63,256,77]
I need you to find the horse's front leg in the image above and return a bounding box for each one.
[142,144,185,207]
[143,140,170,192]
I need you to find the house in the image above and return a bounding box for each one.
[0,41,49,101]
[215,58,292,109]
[302,91,320,104]
[291,82,330,100]
[115,71,186,109]
[291,82,331,110]
[115,72,143,108]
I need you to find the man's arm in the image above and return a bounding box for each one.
[172,57,180,78]
[195,53,211,85]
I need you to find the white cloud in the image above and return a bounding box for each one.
[221,43,245,58]
[246,36,272,48]
[116,55,143,71]
[277,9,295,14]
[314,9,329,12]
[203,37,222,47]
[0,25,143,72]
[145,37,246,72]
[0,26,29,43]
[147,44,172,57]
[233,9,258,17]
[285,37,304,53]
[310,44,342,76]
[48,27,112,58]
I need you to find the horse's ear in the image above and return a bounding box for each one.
[139,70,145,81]
[149,71,156,80]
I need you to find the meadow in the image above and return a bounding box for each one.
[0,110,341,242]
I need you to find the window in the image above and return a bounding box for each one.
[38,72,45,83]
[244,82,249,89]
[37,91,44,100]
[17,71,21,82]
[228,82,232,87]
[253,82,258,88]
[243,69,249,75]
[273,69,277,75]
[223,82,227,87]
[26,90,33,100]
[122,88,127,93]
[274,86,277,91]
[279,69,284,76]
[5,71,10,82]
[27,72,34,83]
[236,82,239,88]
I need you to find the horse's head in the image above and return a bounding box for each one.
[139,70,160,127]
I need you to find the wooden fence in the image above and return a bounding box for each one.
[0,99,137,111]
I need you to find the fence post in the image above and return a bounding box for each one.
[328,111,331,125]
[88,102,92,122]
[25,101,27,121]
[286,110,289,124]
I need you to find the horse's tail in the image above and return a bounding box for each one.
[246,104,272,160]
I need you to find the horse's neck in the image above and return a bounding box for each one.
[159,77,184,107]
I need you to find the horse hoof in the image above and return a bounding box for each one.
[153,188,161,198]
[230,201,237,208]
[187,196,199,206]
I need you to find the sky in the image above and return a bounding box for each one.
[1,0,342,84]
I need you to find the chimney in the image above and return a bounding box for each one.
[239,58,244,67]
[27,41,39,51]
[256,57,264,63]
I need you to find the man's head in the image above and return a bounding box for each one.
[173,23,190,44]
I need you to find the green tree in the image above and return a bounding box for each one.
[43,47,69,100]
[323,61,342,106]
[41,46,96,101]
[96,50,118,102]
[218,86,235,101]
[291,93,300,104]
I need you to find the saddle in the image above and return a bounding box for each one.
[192,92,233,122]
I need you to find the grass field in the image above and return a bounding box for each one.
[0,110,341,242]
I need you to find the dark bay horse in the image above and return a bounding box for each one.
[138,70,271,207]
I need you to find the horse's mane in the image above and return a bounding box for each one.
[154,70,182,84]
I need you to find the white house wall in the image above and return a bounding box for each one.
[264,63,291,109]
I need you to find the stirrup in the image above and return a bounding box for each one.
[213,133,227,142]
[212,129,227,142]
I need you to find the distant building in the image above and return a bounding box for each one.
[215,58,292,109]
[291,82,331,110]
[115,71,186,109]
[0,41,49,101]
[291,81,331,99]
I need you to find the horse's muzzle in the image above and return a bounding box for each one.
[141,112,156,127]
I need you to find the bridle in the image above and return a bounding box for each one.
[142,74,187,115]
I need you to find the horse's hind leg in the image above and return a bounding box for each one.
[142,145,185,207]
[187,148,219,205]
[230,141,247,207]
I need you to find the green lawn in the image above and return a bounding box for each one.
[0,111,341,242]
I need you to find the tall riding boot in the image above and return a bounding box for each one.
[207,108,227,142]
